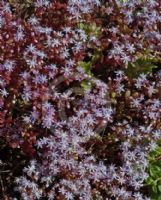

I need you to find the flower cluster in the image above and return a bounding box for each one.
[0,0,160,199]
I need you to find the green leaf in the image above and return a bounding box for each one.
[146,177,154,185]
[78,61,93,76]
[79,22,100,37]
[112,92,116,98]
[157,195,161,200]
[125,58,158,78]
[158,185,161,192]
[146,141,161,199]
[78,61,90,71]
[81,80,92,91]
[150,167,156,178]
[150,166,161,178]
[152,185,158,193]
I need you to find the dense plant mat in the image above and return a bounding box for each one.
[0,0,160,199]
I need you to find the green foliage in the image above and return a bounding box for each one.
[78,61,94,91]
[78,22,103,92]
[146,141,161,200]
[81,80,92,91]
[125,58,158,78]
[78,61,93,76]
[79,22,100,38]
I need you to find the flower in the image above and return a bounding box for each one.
[0,88,8,97]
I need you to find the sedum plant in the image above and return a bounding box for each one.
[146,140,161,200]
[0,0,160,199]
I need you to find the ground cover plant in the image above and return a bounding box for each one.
[146,139,161,200]
[0,0,160,199]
